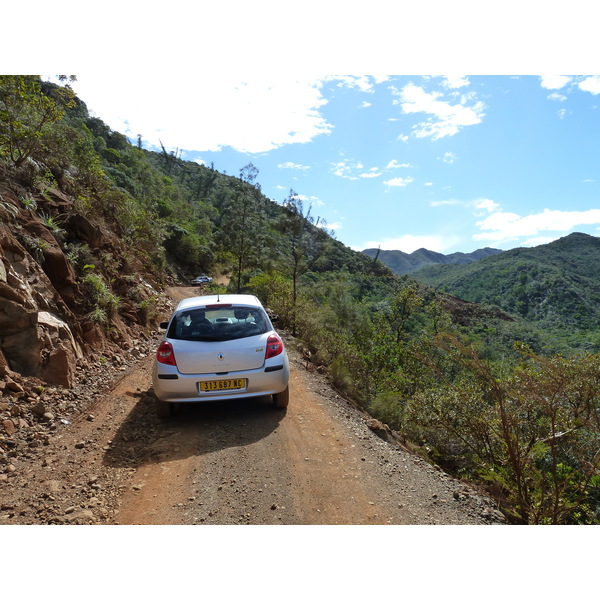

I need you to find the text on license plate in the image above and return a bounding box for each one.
[199,378,245,392]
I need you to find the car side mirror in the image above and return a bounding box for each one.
[159,321,169,330]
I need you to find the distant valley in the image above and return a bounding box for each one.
[410,232,600,353]
[364,233,600,353]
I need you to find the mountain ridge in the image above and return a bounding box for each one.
[362,245,503,276]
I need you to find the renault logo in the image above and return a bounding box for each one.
[217,353,225,361]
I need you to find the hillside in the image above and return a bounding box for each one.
[413,232,600,351]
[362,246,502,275]
[0,76,392,387]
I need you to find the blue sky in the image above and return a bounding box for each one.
[67,74,600,255]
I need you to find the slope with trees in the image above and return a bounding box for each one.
[413,233,600,353]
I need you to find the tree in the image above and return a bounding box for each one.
[239,162,259,188]
[219,162,266,292]
[0,75,75,168]
[390,281,423,343]
[277,189,331,335]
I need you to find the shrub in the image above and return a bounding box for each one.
[406,335,600,524]
[370,391,406,431]
[247,271,294,329]
[81,272,121,320]
[329,356,354,397]
[87,306,108,325]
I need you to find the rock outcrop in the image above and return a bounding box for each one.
[0,168,166,390]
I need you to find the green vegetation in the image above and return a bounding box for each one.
[1,76,599,523]
[0,75,76,169]
[405,338,600,524]
[80,271,121,328]
[413,234,600,353]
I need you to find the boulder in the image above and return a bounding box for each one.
[41,245,78,306]
[2,419,16,435]
[37,312,82,388]
[41,343,76,388]
[0,300,82,386]
[37,311,82,360]
[65,214,104,249]
[2,327,43,376]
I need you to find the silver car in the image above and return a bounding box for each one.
[191,274,212,285]
[152,294,290,417]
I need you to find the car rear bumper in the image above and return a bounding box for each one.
[152,356,289,403]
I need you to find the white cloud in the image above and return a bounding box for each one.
[431,199,463,207]
[360,169,382,178]
[430,198,500,212]
[540,75,572,90]
[331,159,361,180]
[361,101,372,108]
[521,236,562,247]
[474,207,600,243]
[332,158,394,180]
[547,92,567,102]
[278,161,311,170]
[326,221,343,230]
[70,75,333,154]
[474,198,500,213]
[384,176,414,187]
[393,82,485,140]
[441,152,457,164]
[332,75,380,93]
[386,159,411,169]
[578,76,600,95]
[442,76,470,89]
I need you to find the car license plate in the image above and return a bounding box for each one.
[199,378,245,392]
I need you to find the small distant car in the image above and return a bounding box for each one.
[152,294,290,417]
[191,274,212,285]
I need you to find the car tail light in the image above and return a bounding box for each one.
[265,333,283,359]
[156,341,177,366]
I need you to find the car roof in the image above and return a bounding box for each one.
[175,294,263,312]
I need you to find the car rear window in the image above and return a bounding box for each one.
[167,305,271,342]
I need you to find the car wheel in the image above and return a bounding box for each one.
[156,399,173,418]
[273,385,289,408]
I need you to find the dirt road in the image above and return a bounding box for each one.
[110,356,500,525]
[1,287,504,525]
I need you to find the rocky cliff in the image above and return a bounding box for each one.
[0,166,169,391]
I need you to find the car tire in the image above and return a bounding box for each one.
[273,385,289,409]
[156,399,173,418]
